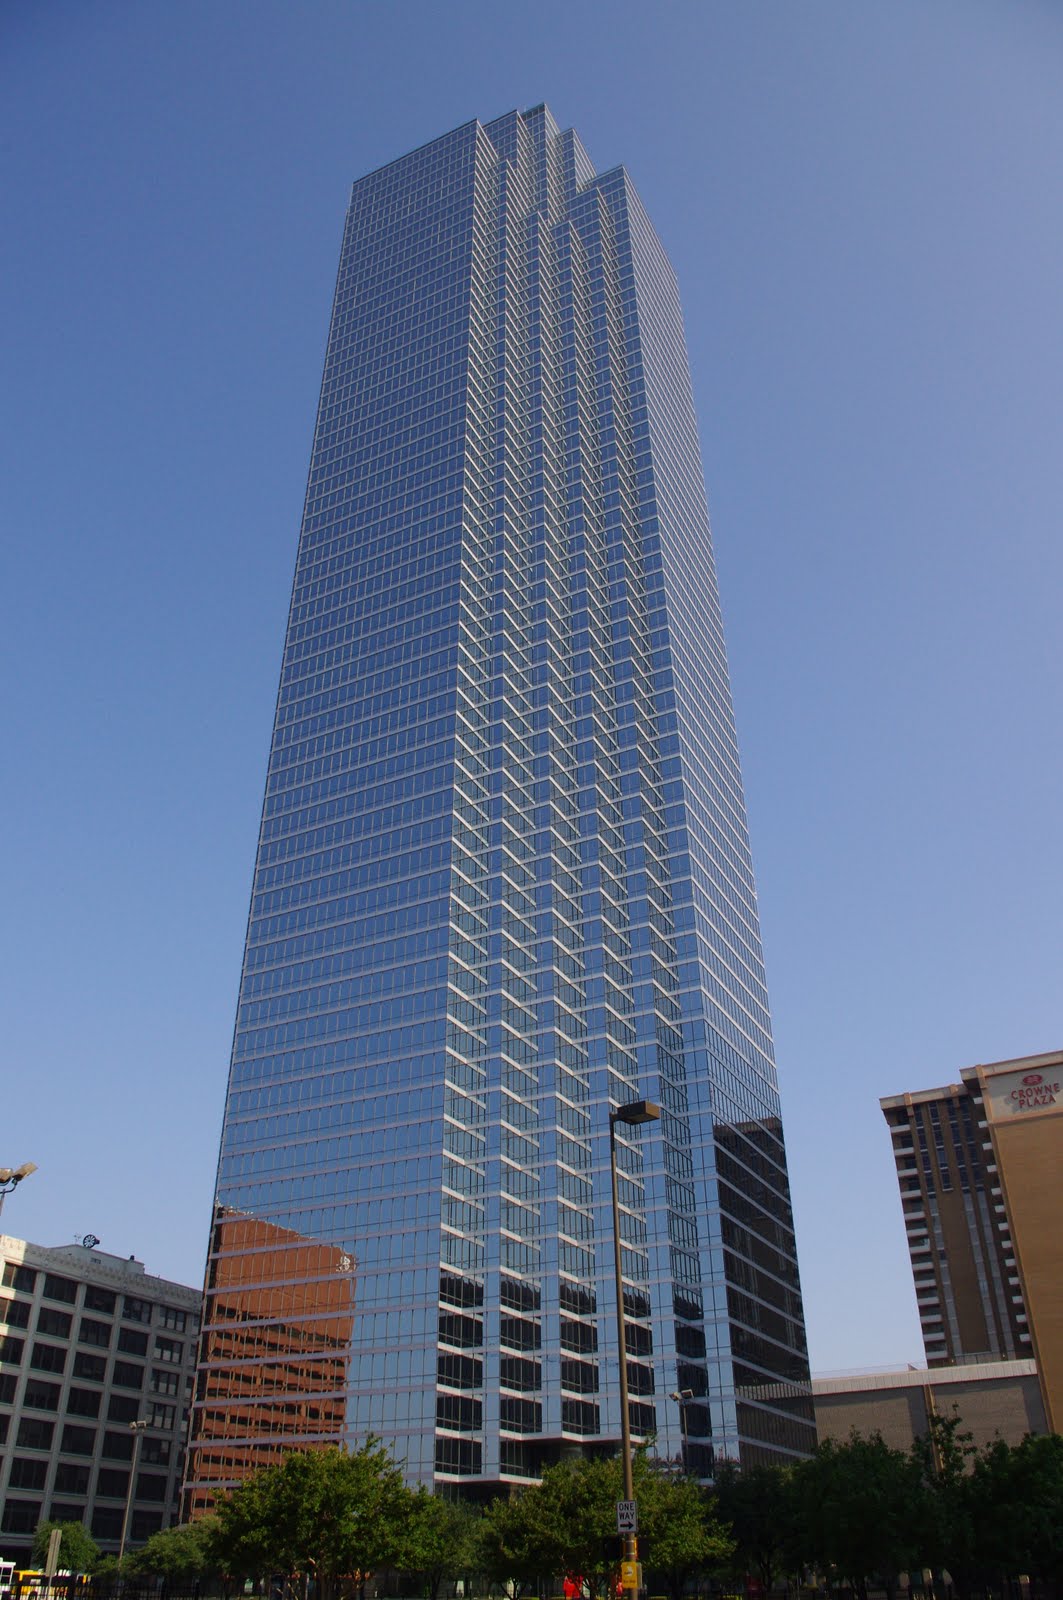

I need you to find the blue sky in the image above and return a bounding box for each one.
[2,0,1060,1375]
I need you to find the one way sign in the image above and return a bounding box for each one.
[616,1501,638,1535]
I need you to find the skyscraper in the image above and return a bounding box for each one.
[187,105,813,1505]
[882,1048,1063,1430]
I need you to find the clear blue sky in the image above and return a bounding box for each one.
[2,0,1060,1375]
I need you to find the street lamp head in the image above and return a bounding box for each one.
[612,1100,661,1127]
[0,1162,37,1185]
[670,1388,696,1402]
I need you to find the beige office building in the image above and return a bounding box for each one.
[881,1048,1063,1432]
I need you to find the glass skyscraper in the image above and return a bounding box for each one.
[187,105,813,1506]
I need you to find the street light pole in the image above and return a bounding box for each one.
[609,1100,661,1600]
[0,1164,38,1220]
[117,1419,149,1570]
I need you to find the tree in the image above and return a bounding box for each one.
[791,1433,922,1600]
[31,1521,101,1575]
[637,1464,733,1600]
[477,1452,730,1600]
[966,1432,1063,1597]
[1001,1431,1063,1596]
[713,1461,799,1592]
[475,1489,542,1600]
[909,1412,978,1593]
[209,1442,412,1599]
[517,1455,623,1599]
[398,1490,479,1600]
[127,1518,220,1581]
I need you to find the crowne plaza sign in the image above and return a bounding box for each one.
[983,1065,1063,1120]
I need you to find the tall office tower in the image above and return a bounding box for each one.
[882,1048,1063,1430]
[187,105,813,1505]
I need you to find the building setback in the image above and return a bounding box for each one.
[881,1048,1063,1430]
[0,1235,200,1561]
[188,104,812,1505]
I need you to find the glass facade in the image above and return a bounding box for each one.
[186,105,813,1506]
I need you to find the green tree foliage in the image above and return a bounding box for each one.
[515,1455,622,1599]
[966,1431,1063,1595]
[909,1412,979,1591]
[476,1452,729,1599]
[398,1489,480,1600]
[208,1442,411,1599]
[475,1490,543,1599]
[791,1434,922,1599]
[31,1521,101,1575]
[714,1460,798,1591]
[127,1518,220,1581]
[637,1465,734,1600]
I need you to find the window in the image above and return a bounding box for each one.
[561,1399,599,1434]
[102,1430,134,1461]
[0,1334,25,1365]
[559,1319,595,1353]
[499,1355,540,1391]
[118,1328,148,1357]
[500,1316,540,1351]
[153,1336,183,1364]
[36,1306,72,1339]
[627,1361,654,1395]
[132,1511,163,1541]
[8,1458,48,1489]
[629,1401,656,1434]
[140,1436,170,1466]
[31,1341,67,1375]
[437,1313,481,1348]
[50,1503,86,1524]
[435,1394,481,1431]
[96,1467,129,1498]
[78,1318,112,1349]
[150,1369,179,1396]
[43,1274,77,1305]
[0,1296,30,1328]
[72,1351,106,1382]
[434,1437,481,1476]
[436,1353,481,1389]
[23,1378,60,1411]
[66,1386,100,1418]
[135,1473,168,1502]
[16,1416,54,1449]
[108,1393,141,1423]
[84,1286,116,1314]
[111,1360,144,1391]
[499,1397,541,1433]
[2,1263,36,1293]
[92,1508,124,1541]
[159,1307,187,1331]
[60,1424,97,1456]
[123,1297,153,1325]
[147,1402,174,1430]
[54,1462,90,1495]
[2,1501,42,1535]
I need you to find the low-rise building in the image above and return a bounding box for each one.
[813,1358,1045,1452]
[0,1234,200,1562]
